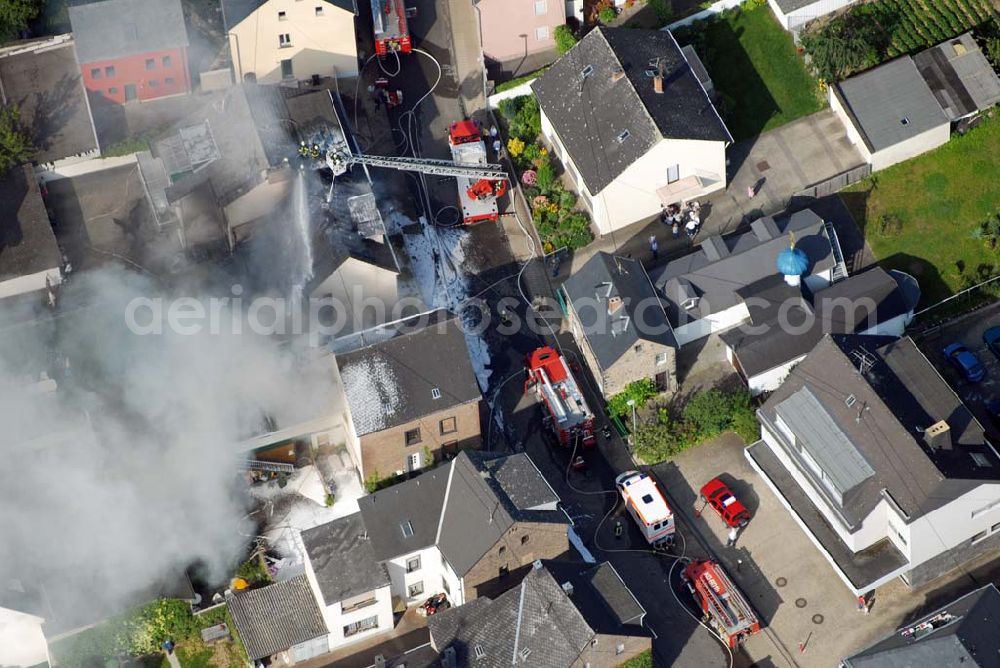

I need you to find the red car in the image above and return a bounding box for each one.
[700,478,751,528]
[416,593,450,617]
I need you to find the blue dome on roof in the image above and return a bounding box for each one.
[776,247,809,276]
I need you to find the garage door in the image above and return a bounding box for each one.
[292,635,329,662]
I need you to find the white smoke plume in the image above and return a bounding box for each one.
[0,267,336,643]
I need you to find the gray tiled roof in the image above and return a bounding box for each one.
[760,334,1000,526]
[226,575,327,661]
[0,165,60,284]
[301,512,389,604]
[356,452,566,574]
[914,33,1000,121]
[562,252,675,372]
[467,451,559,511]
[843,584,1000,667]
[531,27,729,194]
[428,561,649,666]
[721,267,917,378]
[69,0,188,64]
[834,57,949,153]
[656,209,835,326]
[337,310,481,437]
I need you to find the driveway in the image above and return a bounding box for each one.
[916,301,1000,442]
[654,433,939,666]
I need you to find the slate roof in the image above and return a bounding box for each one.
[227,575,327,660]
[760,334,1000,528]
[833,56,949,153]
[428,561,649,666]
[914,32,1000,121]
[656,209,835,326]
[68,0,189,64]
[337,310,481,437]
[355,452,566,574]
[721,267,918,378]
[842,584,1000,667]
[0,165,61,285]
[301,512,389,604]
[0,39,99,164]
[563,252,676,371]
[223,0,355,30]
[466,451,559,511]
[531,27,730,194]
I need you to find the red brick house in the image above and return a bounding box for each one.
[69,0,191,104]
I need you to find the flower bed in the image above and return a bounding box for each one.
[496,95,594,251]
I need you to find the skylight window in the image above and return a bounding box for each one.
[431,387,442,400]
[400,521,414,538]
[900,117,910,126]
[616,130,631,143]
[581,65,594,78]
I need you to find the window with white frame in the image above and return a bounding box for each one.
[279,33,292,47]
[408,581,424,598]
[534,0,547,14]
[535,26,549,40]
[406,555,421,573]
[655,352,668,366]
[667,164,680,183]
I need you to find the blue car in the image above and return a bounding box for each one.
[984,327,1000,359]
[943,343,986,382]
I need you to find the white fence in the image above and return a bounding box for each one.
[487,79,537,107]
[662,0,744,30]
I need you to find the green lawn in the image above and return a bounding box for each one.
[676,5,824,141]
[617,650,653,667]
[841,115,1000,307]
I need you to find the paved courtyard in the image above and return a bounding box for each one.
[653,433,999,667]
[567,109,866,274]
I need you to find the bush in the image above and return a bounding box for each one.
[608,379,659,417]
[554,25,578,54]
[598,6,617,24]
[558,190,577,210]
[0,105,33,174]
[535,162,555,192]
[236,554,272,586]
[507,136,525,157]
[363,470,383,493]
[648,0,673,26]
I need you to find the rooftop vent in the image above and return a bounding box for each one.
[561,582,574,596]
[374,655,386,668]
[900,117,910,126]
[474,644,486,660]
[611,67,626,82]
[608,295,624,314]
[532,559,543,570]
[682,297,700,311]
[924,420,952,452]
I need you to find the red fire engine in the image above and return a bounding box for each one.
[525,347,596,447]
[372,0,411,57]
[449,121,507,225]
[682,560,761,649]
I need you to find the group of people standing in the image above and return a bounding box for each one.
[661,200,702,239]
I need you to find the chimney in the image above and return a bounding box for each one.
[442,648,457,668]
[611,67,625,83]
[924,421,952,452]
[561,581,574,596]
[653,74,664,94]
[608,295,624,314]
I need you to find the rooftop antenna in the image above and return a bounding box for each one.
[850,348,877,376]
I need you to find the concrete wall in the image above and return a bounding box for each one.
[744,353,808,396]
[357,400,481,479]
[768,0,861,31]
[908,484,1000,570]
[870,123,950,172]
[463,520,569,600]
[0,607,48,667]
[673,302,750,347]
[80,47,190,103]
[571,632,651,668]
[477,0,564,63]
[0,267,61,301]
[228,0,358,84]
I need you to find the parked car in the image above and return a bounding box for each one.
[416,593,450,617]
[700,478,751,528]
[943,343,986,382]
[984,327,1000,360]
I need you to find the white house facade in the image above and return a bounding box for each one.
[226,0,359,84]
